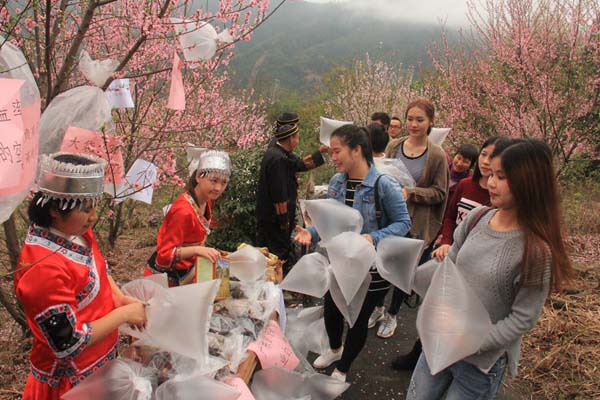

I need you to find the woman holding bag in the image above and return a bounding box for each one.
[407,139,573,399]
[294,124,411,382]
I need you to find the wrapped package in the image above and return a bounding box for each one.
[154,374,239,400]
[303,199,363,244]
[280,253,331,298]
[375,235,425,294]
[416,258,492,374]
[78,50,119,87]
[229,245,267,282]
[62,359,155,400]
[325,232,376,304]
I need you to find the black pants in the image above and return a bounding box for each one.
[256,221,298,272]
[323,289,388,373]
[377,242,434,314]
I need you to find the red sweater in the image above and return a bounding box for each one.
[440,177,491,245]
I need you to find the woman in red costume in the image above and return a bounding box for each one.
[14,152,147,400]
[145,150,231,286]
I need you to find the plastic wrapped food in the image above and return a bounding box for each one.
[375,235,425,294]
[62,359,155,400]
[416,258,492,374]
[303,199,363,244]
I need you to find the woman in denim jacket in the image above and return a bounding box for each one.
[295,125,411,382]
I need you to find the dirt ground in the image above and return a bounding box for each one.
[0,231,598,400]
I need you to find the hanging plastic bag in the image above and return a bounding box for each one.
[416,258,492,375]
[78,50,119,87]
[171,18,234,62]
[325,232,376,304]
[155,374,239,400]
[39,85,113,155]
[375,235,425,294]
[229,245,267,282]
[280,253,331,298]
[121,279,220,362]
[303,199,363,244]
[373,158,416,188]
[62,359,155,400]
[412,258,439,297]
[319,117,352,146]
[0,38,41,224]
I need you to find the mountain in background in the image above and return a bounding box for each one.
[228,0,459,95]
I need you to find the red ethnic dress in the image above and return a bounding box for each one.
[14,225,118,400]
[145,192,212,286]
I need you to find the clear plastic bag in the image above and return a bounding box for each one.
[171,18,234,62]
[39,85,114,155]
[416,258,492,375]
[412,258,439,297]
[285,306,325,357]
[329,273,371,328]
[325,232,376,304]
[429,127,451,146]
[319,117,352,146]
[280,253,331,298]
[375,235,425,294]
[62,359,155,400]
[373,158,416,188]
[154,374,240,400]
[229,245,267,282]
[78,50,119,87]
[303,199,363,244]
[251,367,349,400]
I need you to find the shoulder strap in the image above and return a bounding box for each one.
[467,206,493,234]
[374,174,387,229]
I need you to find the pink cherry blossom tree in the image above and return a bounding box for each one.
[424,0,599,169]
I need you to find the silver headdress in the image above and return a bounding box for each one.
[186,144,207,177]
[36,152,106,210]
[197,150,232,179]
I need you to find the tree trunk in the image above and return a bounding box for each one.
[108,203,124,247]
[2,214,29,332]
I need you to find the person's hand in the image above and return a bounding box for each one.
[114,295,142,308]
[294,225,312,246]
[319,144,329,153]
[432,244,450,261]
[402,188,408,200]
[122,302,147,331]
[196,246,222,263]
[361,234,374,245]
[434,234,443,246]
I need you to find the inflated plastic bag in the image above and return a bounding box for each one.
[62,359,155,400]
[416,258,492,375]
[376,235,425,294]
[329,273,370,328]
[78,50,119,87]
[325,232,376,304]
[373,158,416,188]
[251,367,349,400]
[412,258,439,297]
[429,127,451,146]
[171,18,233,62]
[229,245,267,282]
[155,374,239,400]
[303,199,363,244]
[121,279,220,362]
[39,85,113,155]
[319,117,352,146]
[0,38,41,224]
[280,253,331,298]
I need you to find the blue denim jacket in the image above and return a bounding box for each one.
[308,165,411,247]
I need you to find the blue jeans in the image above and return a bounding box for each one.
[407,352,507,400]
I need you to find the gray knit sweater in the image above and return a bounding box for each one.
[447,206,551,377]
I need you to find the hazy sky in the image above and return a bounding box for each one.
[302,0,471,27]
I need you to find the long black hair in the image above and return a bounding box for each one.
[472,136,510,182]
[331,124,374,165]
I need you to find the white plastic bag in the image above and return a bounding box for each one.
[412,258,439,297]
[62,359,155,400]
[319,117,352,146]
[303,199,363,245]
[251,367,349,400]
[285,306,324,357]
[329,272,371,328]
[280,253,331,298]
[429,127,451,146]
[78,50,119,87]
[229,245,267,282]
[155,374,239,400]
[373,158,416,188]
[375,235,425,294]
[39,85,113,155]
[325,232,376,304]
[171,18,233,61]
[416,258,492,375]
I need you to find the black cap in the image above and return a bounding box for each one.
[276,112,299,128]
[274,124,299,140]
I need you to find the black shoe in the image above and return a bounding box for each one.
[391,339,422,370]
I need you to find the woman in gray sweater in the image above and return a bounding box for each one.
[407,139,573,400]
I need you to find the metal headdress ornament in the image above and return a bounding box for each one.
[36,152,106,210]
[196,150,232,179]
[186,144,207,177]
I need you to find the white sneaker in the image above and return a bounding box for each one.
[368,306,386,328]
[331,368,347,382]
[313,347,343,369]
[377,313,397,338]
